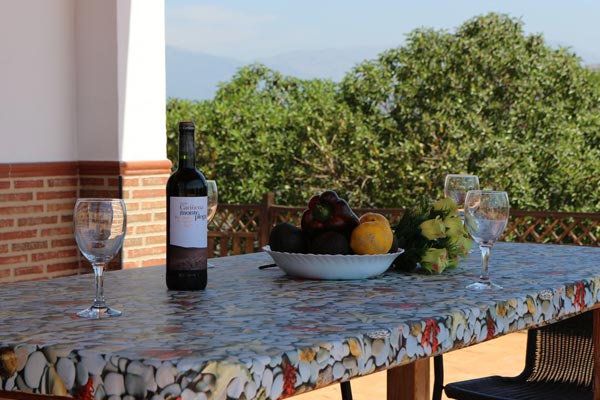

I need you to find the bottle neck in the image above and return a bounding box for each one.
[178,129,196,169]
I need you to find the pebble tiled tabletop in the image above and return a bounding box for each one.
[1,242,600,400]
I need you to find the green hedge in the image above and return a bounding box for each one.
[166,13,600,212]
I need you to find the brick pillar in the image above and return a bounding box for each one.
[78,160,172,269]
[119,160,171,269]
[77,161,125,272]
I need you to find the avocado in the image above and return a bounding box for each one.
[269,222,307,253]
[308,230,351,255]
[389,234,399,253]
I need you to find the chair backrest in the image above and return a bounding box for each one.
[522,311,594,387]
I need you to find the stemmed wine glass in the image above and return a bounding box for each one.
[444,174,480,222]
[73,198,127,318]
[207,180,218,224]
[207,180,218,268]
[464,190,510,290]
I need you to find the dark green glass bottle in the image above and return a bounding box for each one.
[166,121,208,290]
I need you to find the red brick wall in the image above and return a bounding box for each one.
[0,163,81,282]
[0,160,171,283]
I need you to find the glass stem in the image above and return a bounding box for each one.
[478,245,491,284]
[92,263,107,309]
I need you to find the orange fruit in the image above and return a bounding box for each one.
[350,220,394,255]
[359,212,390,226]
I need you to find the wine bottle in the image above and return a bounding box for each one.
[166,121,208,290]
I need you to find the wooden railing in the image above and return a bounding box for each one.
[207,193,600,257]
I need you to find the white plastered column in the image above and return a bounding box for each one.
[117,0,167,162]
[77,0,167,162]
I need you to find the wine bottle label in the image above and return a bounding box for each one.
[169,196,208,248]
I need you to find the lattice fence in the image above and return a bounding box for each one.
[208,204,261,257]
[207,193,600,257]
[503,210,600,246]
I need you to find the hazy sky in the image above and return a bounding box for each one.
[166,0,600,63]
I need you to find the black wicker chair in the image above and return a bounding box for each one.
[436,311,594,400]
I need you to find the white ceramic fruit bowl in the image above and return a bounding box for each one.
[262,246,404,280]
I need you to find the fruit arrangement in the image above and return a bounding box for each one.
[268,190,398,256]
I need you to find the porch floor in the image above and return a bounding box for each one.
[293,331,527,400]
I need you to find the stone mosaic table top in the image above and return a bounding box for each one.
[2,242,600,399]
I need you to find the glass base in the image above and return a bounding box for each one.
[77,305,122,319]
[466,281,503,290]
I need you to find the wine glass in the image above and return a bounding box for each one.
[207,180,218,223]
[444,174,480,221]
[73,198,127,318]
[464,190,510,290]
[207,180,218,268]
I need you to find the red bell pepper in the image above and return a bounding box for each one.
[301,191,359,235]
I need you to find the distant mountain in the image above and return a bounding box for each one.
[166,47,242,101]
[259,46,388,82]
[166,45,387,101]
[166,44,599,101]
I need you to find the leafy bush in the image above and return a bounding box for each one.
[167,13,600,212]
[167,65,379,205]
